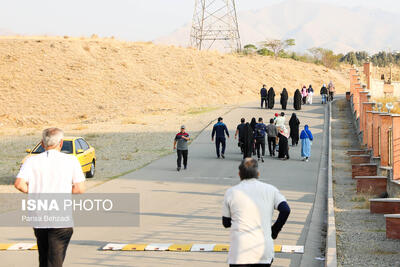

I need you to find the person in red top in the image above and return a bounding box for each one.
[173,125,190,171]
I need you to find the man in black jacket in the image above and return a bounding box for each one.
[320,84,328,104]
[260,85,268,109]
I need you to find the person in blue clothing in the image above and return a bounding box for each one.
[212,117,230,159]
[300,125,314,162]
[254,117,267,162]
[260,85,268,109]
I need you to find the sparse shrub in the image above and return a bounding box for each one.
[257,48,274,56]
[243,44,257,55]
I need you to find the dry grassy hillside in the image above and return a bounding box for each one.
[0,36,347,128]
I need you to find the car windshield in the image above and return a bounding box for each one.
[32,141,73,154]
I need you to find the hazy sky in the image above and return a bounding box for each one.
[0,0,399,41]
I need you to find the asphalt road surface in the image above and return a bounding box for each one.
[1,99,328,267]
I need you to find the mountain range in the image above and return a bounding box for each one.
[155,0,400,54]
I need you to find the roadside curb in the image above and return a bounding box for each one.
[300,100,330,267]
[326,100,338,267]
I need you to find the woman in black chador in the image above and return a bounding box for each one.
[267,87,275,109]
[250,118,257,155]
[278,128,290,160]
[242,123,254,159]
[294,89,302,110]
[289,113,300,146]
[280,88,288,110]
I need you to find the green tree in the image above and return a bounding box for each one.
[243,44,258,55]
[308,47,340,69]
[260,38,296,59]
[257,48,274,56]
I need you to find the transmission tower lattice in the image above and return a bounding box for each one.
[190,0,241,52]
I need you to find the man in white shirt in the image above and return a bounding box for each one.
[15,128,85,267]
[222,158,290,267]
[275,112,286,129]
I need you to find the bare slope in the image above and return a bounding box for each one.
[0,36,346,128]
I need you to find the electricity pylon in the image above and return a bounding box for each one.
[190,0,241,52]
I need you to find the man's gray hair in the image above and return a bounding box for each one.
[239,158,259,180]
[42,128,64,147]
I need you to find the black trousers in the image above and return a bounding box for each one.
[261,97,267,108]
[34,228,73,267]
[329,92,334,101]
[230,264,271,267]
[255,137,266,158]
[267,137,276,156]
[177,149,188,168]
[215,137,226,157]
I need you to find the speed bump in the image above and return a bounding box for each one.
[281,245,304,254]
[145,243,172,251]
[213,244,229,252]
[168,244,193,252]
[103,243,127,250]
[101,243,303,254]
[0,243,37,250]
[190,244,216,252]
[0,244,13,250]
[122,244,148,251]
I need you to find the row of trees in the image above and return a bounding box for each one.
[340,51,400,67]
[242,39,400,69]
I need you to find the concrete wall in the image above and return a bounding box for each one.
[393,82,400,98]
[370,79,385,98]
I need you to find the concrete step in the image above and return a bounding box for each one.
[350,154,371,164]
[354,176,387,195]
[384,214,400,239]
[352,163,378,178]
[370,198,400,214]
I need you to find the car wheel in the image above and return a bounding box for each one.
[86,161,95,178]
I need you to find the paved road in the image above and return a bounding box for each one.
[1,100,327,267]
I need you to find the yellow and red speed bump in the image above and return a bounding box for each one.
[101,243,304,253]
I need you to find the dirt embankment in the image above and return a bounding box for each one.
[0,36,347,131]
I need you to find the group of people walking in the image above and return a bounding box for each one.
[261,82,335,111]
[173,113,314,170]
[260,85,288,110]
[320,81,335,104]
[172,82,330,170]
[234,113,313,163]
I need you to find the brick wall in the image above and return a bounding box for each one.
[372,112,383,157]
[366,111,373,149]
[364,62,372,89]
[362,102,375,145]
[379,114,392,167]
[359,92,369,133]
[393,115,400,180]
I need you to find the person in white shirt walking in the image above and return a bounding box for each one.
[15,128,85,267]
[222,158,291,267]
[275,112,286,128]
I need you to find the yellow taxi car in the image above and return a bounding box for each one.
[23,137,96,178]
